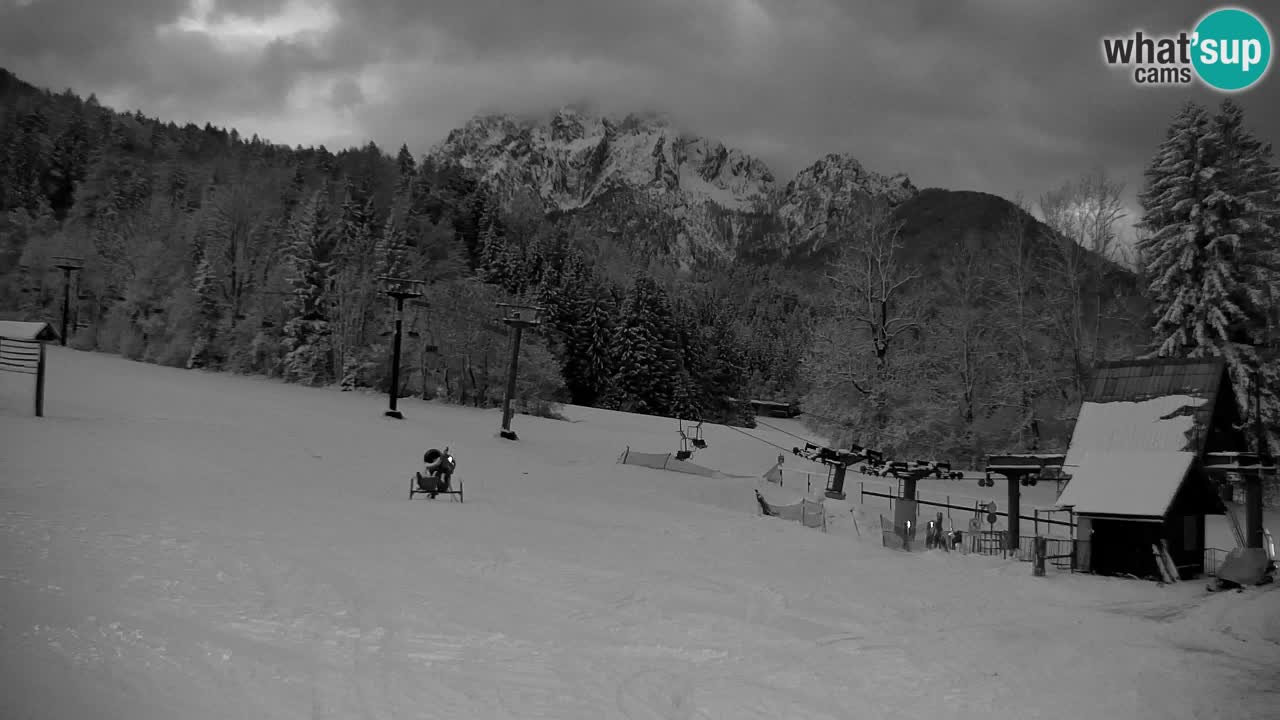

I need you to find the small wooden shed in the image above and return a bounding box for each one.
[1056,358,1242,580]
[1057,451,1224,579]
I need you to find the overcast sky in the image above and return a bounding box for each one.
[2,0,1278,240]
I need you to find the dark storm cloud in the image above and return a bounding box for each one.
[0,0,183,86]
[0,0,340,123]
[2,0,1278,231]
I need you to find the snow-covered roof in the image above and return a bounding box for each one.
[1063,394,1207,469]
[1055,451,1197,518]
[0,321,59,342]
[1071,358,1227,458]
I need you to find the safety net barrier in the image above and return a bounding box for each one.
[754,487,827,531]
[616,447,719,478]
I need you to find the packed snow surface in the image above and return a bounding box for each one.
[2,348,1279,720]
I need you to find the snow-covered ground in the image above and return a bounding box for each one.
[2,347,1278,720]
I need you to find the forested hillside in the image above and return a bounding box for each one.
[10,70,1269,463]
[0,69,774,427]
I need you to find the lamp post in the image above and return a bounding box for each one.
[380,276,425,420]
[52,256,84,347]
[497,302,544,441]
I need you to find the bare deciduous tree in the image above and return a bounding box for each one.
[803,200,926,451]
[1038,170,1128,401]
[207,182,272,322]
[990,197,1049,447]
[932,232,999,429]
[810,201,921,384]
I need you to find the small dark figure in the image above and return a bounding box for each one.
[931,512,946,549]
[925,513,947,550]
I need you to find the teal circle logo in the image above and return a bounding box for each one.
[1192,8,1272,91]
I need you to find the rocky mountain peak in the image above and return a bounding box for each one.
[773,153,918,253]
[428,111,917,268]
[783,153,916,205]
[430,108,777,210]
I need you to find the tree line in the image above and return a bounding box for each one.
[4,71,1273,459]
[0,71,761,426]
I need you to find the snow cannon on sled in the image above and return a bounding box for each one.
[410,447,463,502]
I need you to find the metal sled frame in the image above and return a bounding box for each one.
[409,471,465,502]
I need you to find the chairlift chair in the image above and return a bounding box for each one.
[419,327,440,354]
[689,420,707,450]
[675,423,692,461]
[676,418,706,461]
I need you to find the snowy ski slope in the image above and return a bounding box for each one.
[1,347,1278,719]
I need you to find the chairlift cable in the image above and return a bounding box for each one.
[754,418,816,443]
[722,423,794,453]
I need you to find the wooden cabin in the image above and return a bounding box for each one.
[1055,358,1244,580]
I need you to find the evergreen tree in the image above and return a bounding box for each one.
[669,370,701,422]
[396,144,416,181]
[606,273,679,415]
[561,280,616,405]
[1137,102,1222,357]
[1207,100,1280,452]
[332,183,378,383]
[281,188,336,385]
[477,206,513,288]
[374,209,409,279]
[1209,99,1280,342]
[538,246,592,356]
[703,321,752,424]
[187,251,223,369]
[1139,100,1280,453]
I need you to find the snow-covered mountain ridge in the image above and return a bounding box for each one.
[427,108,917,267]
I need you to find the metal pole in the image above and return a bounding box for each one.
[386,296,405,419]
[500,325,523,439]
[1006,474,1021,552]
[1246,366,1266,548]
[60,268,71,346]
[35,342,46,417]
